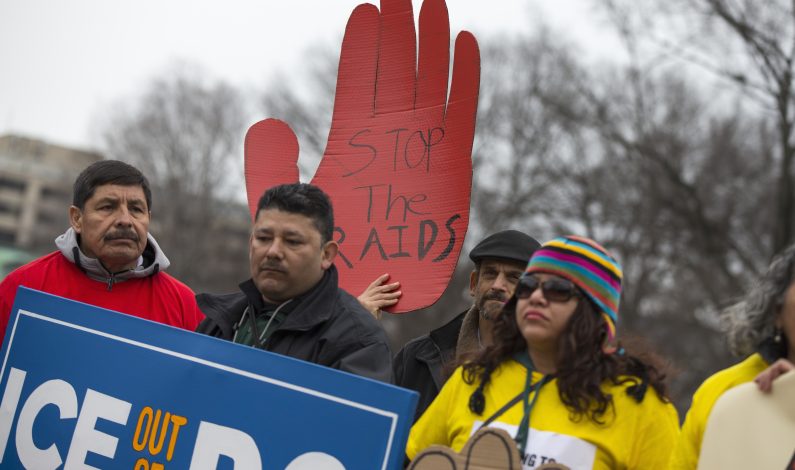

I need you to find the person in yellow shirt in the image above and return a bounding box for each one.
[407,235,679,469]
[669,245,795,469]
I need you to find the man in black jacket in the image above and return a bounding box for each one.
[196,183,392,383]
[393,230,540,420]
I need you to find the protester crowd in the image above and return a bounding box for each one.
[0,159,792,469]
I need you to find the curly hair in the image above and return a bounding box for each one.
[722,244,795,359]
[462,294,669,424]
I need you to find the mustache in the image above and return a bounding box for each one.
[104,229,140,242]
[258,260,286,272]
[483,291,508,303]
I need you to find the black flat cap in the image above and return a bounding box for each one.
[469,230,541,265]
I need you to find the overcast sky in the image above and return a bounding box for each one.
[0,0,619,152]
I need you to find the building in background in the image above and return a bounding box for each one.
[0,134,102,255]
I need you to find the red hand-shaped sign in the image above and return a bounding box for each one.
[244,0,480,312]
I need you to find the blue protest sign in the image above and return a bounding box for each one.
[0,287,417,469]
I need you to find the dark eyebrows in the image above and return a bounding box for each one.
[93,196,119,206]
[92,196,147,209]
[128,198,147,209]
[251,224,309,241]
[282,229,306,240]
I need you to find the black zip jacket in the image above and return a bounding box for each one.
[393,310,467,421]
[196,265,393,383]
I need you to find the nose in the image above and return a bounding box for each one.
[527,281,547,304]
[264,238,284,259]
[491,272,511,293]
[115,206,133,226]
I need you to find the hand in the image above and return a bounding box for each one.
[754,358,794,393]
[244,0,480,313]
[358,273,402,319]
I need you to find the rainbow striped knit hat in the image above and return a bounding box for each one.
[524,235,623,351]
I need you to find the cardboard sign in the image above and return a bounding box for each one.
[698,371,795,470]
[244,0,480,313]
[0,287,417,469]
[408,428,570,470]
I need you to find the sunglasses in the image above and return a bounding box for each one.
[515,275,580,303]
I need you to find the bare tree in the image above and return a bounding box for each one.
[535,47,774,401]
[261,45,338,181]
[568,0,795,406]
[98,64,251,292]
[600,0,795,254]
[471,30,579,241]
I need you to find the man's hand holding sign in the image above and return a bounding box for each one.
[245,0,480,312]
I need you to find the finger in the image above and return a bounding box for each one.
[374,293,400,302]
[761,377,773,393]
[333,4,380,122]
[377,297,400,307]
[244,119,299,220]
[754,375,770,392]
[776,358,795,372]
[375,0,417,114]
[445,31,480,132]
[369,273,391,287]
[384,290,403,300]
[416,0,449,119]
[375,288,402,298]
[376,281,401,293]
[771,360,794,379]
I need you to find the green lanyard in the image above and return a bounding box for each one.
[233,300,291,349]
[514,353,553,455]
[478,352,553,455]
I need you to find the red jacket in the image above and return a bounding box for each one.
[0,251,204,347]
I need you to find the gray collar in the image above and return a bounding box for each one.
[55,227,170,286]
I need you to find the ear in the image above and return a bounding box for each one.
[469,270,478,298]
[69,206,83,234]
[321,241,339,270]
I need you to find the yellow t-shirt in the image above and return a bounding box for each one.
[407,359,680,470]
[668,353,769,469]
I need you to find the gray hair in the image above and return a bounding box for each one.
[722,244,795,356]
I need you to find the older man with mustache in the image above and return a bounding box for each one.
[0,160,204,347]
[393,230,541,421]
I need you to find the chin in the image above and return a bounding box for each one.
[252,279,272,293]
[257,281,289,299]
[519,328,548,345]
[483,307,503,320]
[101,252,140,268]
[262,291,289,303]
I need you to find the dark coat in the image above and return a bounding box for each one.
[196,266,393,383]
[393,309,468,421]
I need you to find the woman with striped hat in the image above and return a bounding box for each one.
[406,236,679,469]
